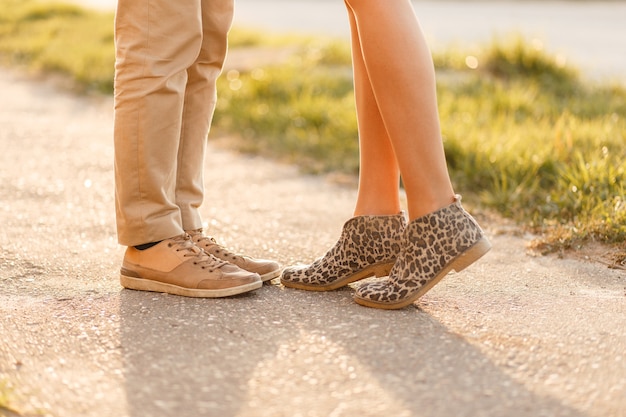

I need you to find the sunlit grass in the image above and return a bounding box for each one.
[215,36,626,248]
[216,41,357,173]
[0,0,624,250]
[0,0,114,92]
[433,37,626,248]
[0,378,20,416]
[0,0,314,93]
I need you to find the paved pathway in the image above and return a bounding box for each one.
[0,65,625,417]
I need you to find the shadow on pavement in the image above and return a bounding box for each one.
[120,283,584,417]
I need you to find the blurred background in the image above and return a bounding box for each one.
[6,0,623,248]
[72,0,626,82]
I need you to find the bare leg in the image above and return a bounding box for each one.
[345,0,454,220]
[346,3,402,217]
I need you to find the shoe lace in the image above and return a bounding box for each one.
[168,234,228,271]
[189,231,241,261]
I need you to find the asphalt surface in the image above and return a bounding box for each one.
[0,66,625,417]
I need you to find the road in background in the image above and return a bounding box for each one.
[72,0,626,82]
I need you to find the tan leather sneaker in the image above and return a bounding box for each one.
[187,230,281,282]
[120,234,262,297]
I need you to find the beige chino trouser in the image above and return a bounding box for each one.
[113,0,234,247]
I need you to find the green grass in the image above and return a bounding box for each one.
[215,41,357,173]
[0,378,20,416]
[0,0,115,92]
[1,0,624,250]
[216,36,626,249]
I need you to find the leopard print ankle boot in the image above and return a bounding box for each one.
[280,212,407,291]
[354,195,491,309]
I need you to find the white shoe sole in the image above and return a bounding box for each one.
[120,274,262,298]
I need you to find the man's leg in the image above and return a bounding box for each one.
[176,0,235,230]
[114,0,262,296]
[177,0,282,282]
[114,0,204,247]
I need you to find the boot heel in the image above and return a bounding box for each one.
[451,237,491,272]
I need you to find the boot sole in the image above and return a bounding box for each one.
[280,261,395,292]
[354,237,492,310]
[120,274,262,298]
